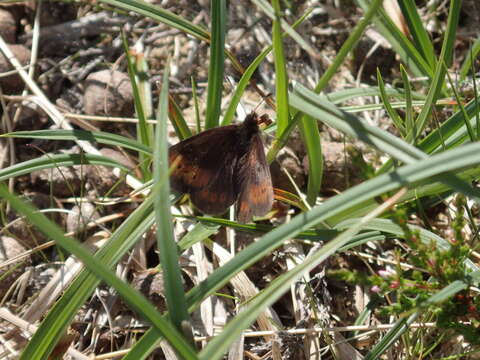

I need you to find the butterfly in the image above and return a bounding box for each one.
[168,112,273,223]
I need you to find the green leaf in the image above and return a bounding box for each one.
[397,0,436,69]
[413,0,461,137]
[377,68,405,135]
[400,65,416,144]
[204,0,226,129]
[2,129,152,155]
[460,36,480,80]
[99,0,209,42]
[271,0,290,135]
[299,116,322,205]
[0,153,131,182]
[123,32,152,180]
[153,59,191,334]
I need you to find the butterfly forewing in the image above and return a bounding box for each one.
[169,126,239,214]
[235,133,273,223]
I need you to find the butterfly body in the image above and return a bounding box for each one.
[169,112,273,223]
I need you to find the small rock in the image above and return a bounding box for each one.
[317,141,363,192]
[0,236,30,299]
[66,202,100,233]
[0,8,17,43]
[131,270,167,312]
[30,147,84,197]
[0,44,31,93]
[84,148,134,196]
[7,193,61,248]
[83,70,134,119]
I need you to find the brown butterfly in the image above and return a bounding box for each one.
[168,112,273,223]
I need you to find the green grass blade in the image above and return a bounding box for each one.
[326,86,425,104]
[0,153,130,182]
[200,214,379,359]
[177,222,220,252]
[292,83,426,163]
[291,84,480,205]
[191,76,202,132]
[99,0,209,42]
[400,65,416,144]
[445,64,476,142]
[126,143,480,356]
[267,111,301,163]
[2,129,152,155]
[419,97,480,154]
[397,0,436,69]
[365,272,480,359]
[221,11,309,127]
[271,0,290,134]
[327,167,480,225]
[378,95,480,175]
[377,68,405,135]
[154,60,191,332]
[295,0,383,204]
[122,32,152,179]
[298,116,322,205]
[253,0,318,60]
[364,314,420,360]
[221,46,270,126]
[413,0,461,136]
[460,36,480,80]
[336,218,479,271]
[204,0,226,129]
[169,95,193,140]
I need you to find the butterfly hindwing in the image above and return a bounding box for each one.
[235,133,273,223]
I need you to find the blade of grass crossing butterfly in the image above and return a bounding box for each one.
[154,58,192,337]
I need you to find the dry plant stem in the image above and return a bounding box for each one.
[0,35,144,191]
[0,308,89,360]
[192,241,214,338]
[0,67,30,77]
[225,209,244,360]
[331,332,364,360]
[194,322,439,342]
[351,251,426,272]
[284,239,321,356]
[271,338,282,360]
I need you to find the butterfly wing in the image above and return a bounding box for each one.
[235,133,273,223]
[169,126,240,215]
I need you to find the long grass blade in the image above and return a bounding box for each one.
[204,0,226,129]
[153,60,191,333]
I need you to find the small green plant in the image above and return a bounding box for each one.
[330,195,480,346]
